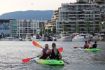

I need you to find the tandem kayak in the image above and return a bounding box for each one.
[35,58,64,66]
[84,48,101,52]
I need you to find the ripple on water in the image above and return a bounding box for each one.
[0,41,105,70]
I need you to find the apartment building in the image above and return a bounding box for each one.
[44,9,60,34]
[56,2,102,34]
[17,19,46,38]
[77,0,105,4]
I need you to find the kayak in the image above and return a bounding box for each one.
[84,48,101,52]
[35,58,64,66]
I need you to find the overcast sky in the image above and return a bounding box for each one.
[0,0,76,15]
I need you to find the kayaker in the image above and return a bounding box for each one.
[91,41,97,48]
[88,40,92,48]
[40,44,51,59]
[84,41,89,49]
[50,43,62,60]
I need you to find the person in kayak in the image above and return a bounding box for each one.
[84,41,89,49]
[87,40,92,48]
[91,41,97,48]
[40,44,51,59]
[50,43,62,60]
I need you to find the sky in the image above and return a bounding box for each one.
[0,0,76,15]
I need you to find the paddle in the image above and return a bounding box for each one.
[73,46,83,49]
[22,57,37,63]
[32,41,43,48]
[22,41,42,63]
[32,41,63,53]
[58,47,63,53]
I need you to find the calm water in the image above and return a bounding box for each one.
[0,41,105,70]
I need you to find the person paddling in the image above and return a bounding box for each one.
[87,40,92,48]
[40,44,51,59]
[50,43,62,60]
[91,41,97,48]
[84,41,89,49]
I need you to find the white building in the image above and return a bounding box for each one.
[17,19,46,38]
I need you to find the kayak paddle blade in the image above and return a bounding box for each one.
[22,58,31,63]
[32,41,42,48]
[58,47,63,53]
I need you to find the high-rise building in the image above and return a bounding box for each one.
[45,9,59,33]
[77,0,105,4]
[56,2,101,34]
[96,0,105,4]
[77,0,94,3]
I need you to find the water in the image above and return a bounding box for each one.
[0,41,105,70]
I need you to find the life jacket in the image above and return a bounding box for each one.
[84,44,89,49]
[50,49,60,59]
[92,44,97,48]
[40,49,49,59]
